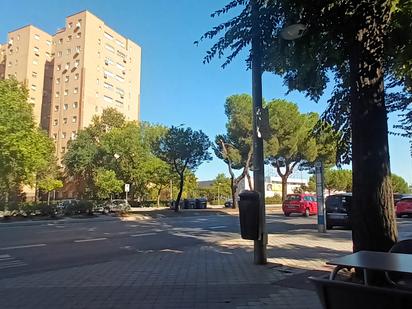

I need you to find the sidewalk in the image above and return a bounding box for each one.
[0,217,351,308]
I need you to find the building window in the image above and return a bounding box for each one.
[56,78,60,84]
[95,106,98,112]
[66,48,71,55]
[53,119,58,126]
[76,32,81,39]
[116,62,125,70]
[75,73,79,80]
[68,22,73,29]
[73,102,78,108]
[104,32,113,40]
[115,75,124,82]
[55,92,60,98]
[71,131,77,139]
[53,133,57,140]
[75,46,81,53]
[57,65,61,71]
[65,63,70,70]
[54,105,59,112]
[32,59,38,65]
[61,132,66,139]
[74,88,78,94]
[17,35,20,41]
[98,39,101,45]
[32,72,37,78]
[65,76,69,83]
[63,118,67,124]
[64,89,68,96]
[31,84,36,91]
[59,38,63,44]
[103,95,113,103]
[96,78,99,85]
[34,34,40,40]
[64,104,68,110]
[57,51,62,57]
[105,44,115,53]
[46,40,52,46]
[72,116,77,123]
[74,60,80,67]
[33,46,40,54]
[115,99,123,105]
[7,61,12,67]
[30,97,36,103]
[67,35,72,41]
[46,51,51,58]
[61,147,66,154]
[104,82,113,90]
[115,39,125,48]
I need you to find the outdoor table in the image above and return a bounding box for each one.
[327,250,412,285]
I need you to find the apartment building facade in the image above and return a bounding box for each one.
[1,11,141,199]
[50,11,141,161]
[1,11,141,162]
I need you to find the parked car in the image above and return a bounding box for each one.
[224,200,233,208]
[282,193,317,217]
[396,198,412,218]
[56,199,80,214]
[102,199,130,213]
[394,194,412,205]
[325,193,352,229]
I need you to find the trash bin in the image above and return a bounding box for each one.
[238,191,260,240]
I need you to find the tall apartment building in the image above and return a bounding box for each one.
[1,11,141,163]
[0,25,54,130]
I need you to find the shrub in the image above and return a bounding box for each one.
[265,194,282,204]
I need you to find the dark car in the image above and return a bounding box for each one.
[325,193,352,229]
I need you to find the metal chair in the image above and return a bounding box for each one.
[386,239,412,289]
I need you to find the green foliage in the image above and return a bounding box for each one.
[211,173,231,202]
[391,173,410,193]
[308,168,352,194]
[0,78,55,201]
[38,177,63,193]
[213,94,255,208]
[265,99,337,200]
[265,194,282,204]
[155,126,212,210]
[93,169,124,200]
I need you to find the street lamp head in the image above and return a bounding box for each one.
[280,24,307,40]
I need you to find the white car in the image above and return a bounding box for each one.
[102,199,130,213]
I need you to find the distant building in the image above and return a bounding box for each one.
[238,176,307,197]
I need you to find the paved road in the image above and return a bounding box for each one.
[0,211,411,308]
[1,212,411,279]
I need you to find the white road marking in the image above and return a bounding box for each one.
[0,254,27,269]
[130,233,157,237]
[210,226,227,229]
[0,244,46,250]
[74,238,107,243]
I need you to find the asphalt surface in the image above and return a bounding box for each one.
[1,210,411,281]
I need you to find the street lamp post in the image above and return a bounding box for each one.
[251,0,267,265]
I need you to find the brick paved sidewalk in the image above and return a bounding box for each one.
[0,223,351,308]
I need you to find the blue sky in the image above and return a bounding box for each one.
[1,0,411,184]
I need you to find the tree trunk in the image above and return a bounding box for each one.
[348,3,397,256]
[47,192,50,206]
[156,186,162,207]
[175,173,184,212]
[281,176,288,202]
[246,172,253,190]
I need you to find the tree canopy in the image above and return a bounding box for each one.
[0,78,55,202]
[155,126,212,211]
[265,99,337,200]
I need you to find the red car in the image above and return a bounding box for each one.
[282,193,318,217]
[396,198,412,218]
